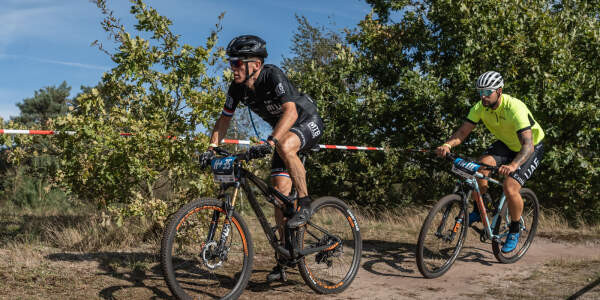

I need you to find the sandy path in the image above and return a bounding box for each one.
[322,238,599,300]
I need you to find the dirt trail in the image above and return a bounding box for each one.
[323,238,600,300]
[2,237,598,299]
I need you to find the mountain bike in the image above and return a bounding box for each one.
[161,146,362,299]
[416,153,539,278]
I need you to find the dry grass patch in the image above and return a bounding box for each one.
[483,256,600,299]
[537,209,600,244]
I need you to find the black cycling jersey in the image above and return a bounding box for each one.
[221,64,319,127]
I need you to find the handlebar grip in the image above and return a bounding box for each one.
[213,147,230,156]
[445,152,457,161]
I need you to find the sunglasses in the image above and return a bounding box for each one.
[478,89,496,96]
[229,58,257,68]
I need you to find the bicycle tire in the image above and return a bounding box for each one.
[297,196,362,294]
[492,188,539,263]
[416,194,468,278]
[161,198,254,300]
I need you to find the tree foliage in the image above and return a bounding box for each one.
[1,83,72,208]
[55,0,227,223]
[11,81,70,126]
[287,0,600,223]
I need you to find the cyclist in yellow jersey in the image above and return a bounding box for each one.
[436,71,545,253]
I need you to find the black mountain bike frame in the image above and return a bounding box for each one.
[209,148,340,262]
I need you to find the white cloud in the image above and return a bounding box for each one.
[0,53,108,70]
[0,5,63,51]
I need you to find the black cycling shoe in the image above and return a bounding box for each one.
[287,206,311,228]
[266,265,287,282]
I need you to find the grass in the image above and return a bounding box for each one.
[483,257,600,299]
[0,202,598,299]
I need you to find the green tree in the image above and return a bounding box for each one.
[287,1,600,223]
[11,81,70,126]
[56,0,226,222]
[1,82,72,208]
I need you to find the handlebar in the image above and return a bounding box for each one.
[444,152,499,174]
[212,145,272,162]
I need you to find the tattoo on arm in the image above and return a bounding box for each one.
[513,130,534,166]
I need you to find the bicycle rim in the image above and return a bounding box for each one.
[161,198,253,300]
[416,194,468,278]
[297,197,362,294]
[492,188,539,263]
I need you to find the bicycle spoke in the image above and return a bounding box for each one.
[417,194,467,278]
[162,200,252,300]
[298,198,361,294]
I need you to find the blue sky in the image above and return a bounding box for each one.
[0,0,372,122]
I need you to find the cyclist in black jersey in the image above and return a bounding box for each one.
[203,35,324,282]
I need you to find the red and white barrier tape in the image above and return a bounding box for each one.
[0,129,75,135]
[222,138,384,150]
[1,130,385,151]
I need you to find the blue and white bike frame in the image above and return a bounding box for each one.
[449,156,515,243]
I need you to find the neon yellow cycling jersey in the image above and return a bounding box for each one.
[467,94,544,152]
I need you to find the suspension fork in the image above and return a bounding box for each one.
[207,182,241,249]
[435,183,464,238]
[220,182,241,248]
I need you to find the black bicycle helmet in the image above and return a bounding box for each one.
[226,35,268,58]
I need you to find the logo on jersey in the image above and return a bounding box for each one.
[264,100,281,114]
[225,94,234,108]
[275,82,285,97]
[307,121,321,138]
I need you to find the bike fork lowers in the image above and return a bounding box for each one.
[208,182,241,250]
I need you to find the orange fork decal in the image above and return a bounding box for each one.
[453,221,461,233]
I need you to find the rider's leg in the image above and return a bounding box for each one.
[275,131,313,228]
[276,132,306,196]
[503,177,523,224]
[469,155,496,225]
[267,161,294,282]
[271,175,292,243]
[502,176,523,252]
[476,155,496,195]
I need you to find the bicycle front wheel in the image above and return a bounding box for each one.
[492,188,539,263]
[161,198,254,300]
[416,194,468,278]
[297,196,362,294]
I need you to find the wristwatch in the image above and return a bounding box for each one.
[267,135,279,147]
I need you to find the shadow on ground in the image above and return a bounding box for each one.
[46,251,172,300]
[360,239,500,278]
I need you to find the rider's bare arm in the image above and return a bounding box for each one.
[510,129,534,167]
[209,115,232,149]
[436,121,475,157]
[446,121,476,147]
[270,102,298,143]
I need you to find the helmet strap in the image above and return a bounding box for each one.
[242,60,260,86]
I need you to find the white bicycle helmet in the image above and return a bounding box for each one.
[476,71,504,90]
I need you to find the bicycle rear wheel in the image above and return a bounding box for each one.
[161,198,254,300]
[492,188,539,263]
[416,194,468,278]
[297,196,362,294]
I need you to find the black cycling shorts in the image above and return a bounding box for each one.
[270,115,324,177]
[482,140,544,186]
